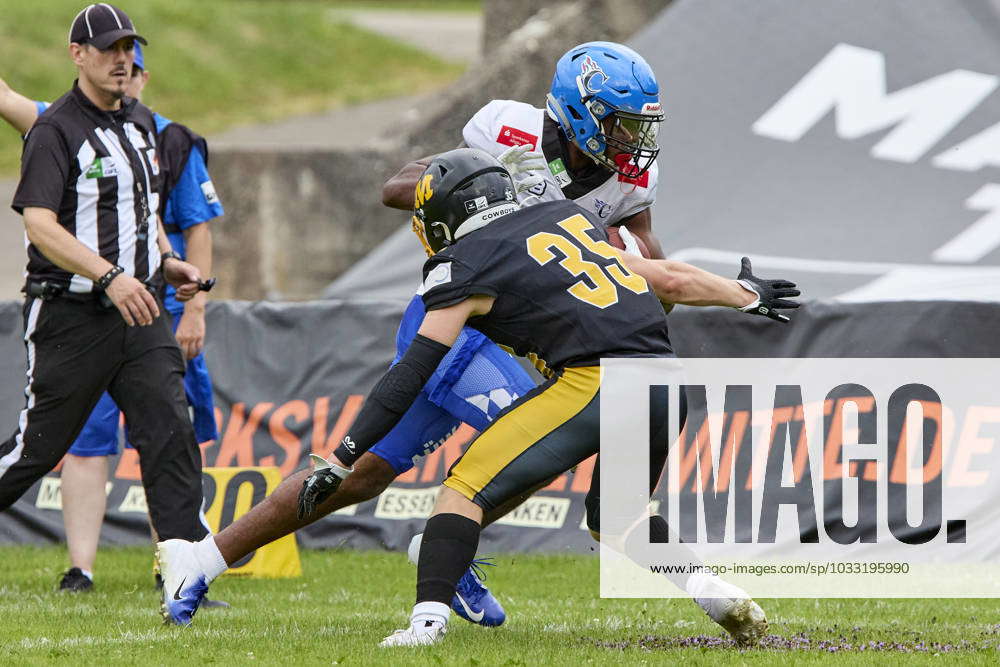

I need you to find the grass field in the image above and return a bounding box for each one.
[0,0,473,175]
[0,546,997,665]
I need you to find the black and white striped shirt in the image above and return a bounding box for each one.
[12,81,162,292]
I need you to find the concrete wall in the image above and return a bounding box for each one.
[209,149,407,300]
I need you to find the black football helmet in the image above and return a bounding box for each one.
[412,148,519,255]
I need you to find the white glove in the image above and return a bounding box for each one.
[497,144,547,180]
[498,145,549,206]
[615,226,643,256]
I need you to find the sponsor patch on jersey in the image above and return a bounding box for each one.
[496,125,538,150]
[464,195,489,214]
[548,158,572,187]
[85,157,118,179]
[422,262,453,292]
[201,180,220,205]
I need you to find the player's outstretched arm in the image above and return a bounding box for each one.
[0,77,40,135]
[297,295,495,517]
[620,254,800,322]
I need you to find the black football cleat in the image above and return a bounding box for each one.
[59,567,94,592]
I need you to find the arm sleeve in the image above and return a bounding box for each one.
[332,334,451,466]
[12,122,69,214]
[163,145,224,228]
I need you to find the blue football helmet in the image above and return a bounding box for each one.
[546,41,663,177]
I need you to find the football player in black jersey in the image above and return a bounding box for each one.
[295,148,799,647]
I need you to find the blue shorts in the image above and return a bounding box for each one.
[369,295,536,474]
[66,307,219,457]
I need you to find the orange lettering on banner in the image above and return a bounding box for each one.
[570,454,596,493]
[717,410,750,492]
[823,398,848,480]
[692,420,717,493]
[312,395,364,460]
[889,400,943,484]
[216,402,273,468]
[268,400,310,477]
[673,422,698,493]
[747,406,795,491]
[543,473,568,492]
[792,406,810,483]
[420,424,475,482]
[114,448,142,480]
[395,466,419,483]
[948,406,1000,487]
[198,439,215,467]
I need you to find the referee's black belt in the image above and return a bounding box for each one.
[24,280,155,307]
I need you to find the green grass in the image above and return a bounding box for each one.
[0,545,997,665]
[0,0,470,175]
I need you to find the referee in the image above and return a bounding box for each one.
[0,4,209,544]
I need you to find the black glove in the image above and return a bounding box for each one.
[296,454,353,520]
[735,257,801,323]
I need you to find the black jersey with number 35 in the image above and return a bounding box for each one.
[420,199,672,377]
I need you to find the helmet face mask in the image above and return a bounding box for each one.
[596,110,661,178]
[412,149,519,255]
[547,41,664,178]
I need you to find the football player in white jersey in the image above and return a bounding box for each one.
[383,41,665,260]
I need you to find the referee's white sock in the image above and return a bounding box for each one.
[192,535,229,582]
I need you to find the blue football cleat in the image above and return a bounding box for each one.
[157,539,210,626]
[451,558,506,627]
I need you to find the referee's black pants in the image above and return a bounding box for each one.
[0,295,209,542]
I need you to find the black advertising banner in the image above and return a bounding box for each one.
[0,300,998,554]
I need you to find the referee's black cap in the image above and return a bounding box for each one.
[70,4,147,50]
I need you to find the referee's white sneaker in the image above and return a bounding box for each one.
[380,620,447,647]
[157,539,210,626]
[688,574,768,646]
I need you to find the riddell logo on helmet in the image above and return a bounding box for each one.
[642,102,662,114]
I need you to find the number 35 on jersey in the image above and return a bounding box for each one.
[526,214,648,309]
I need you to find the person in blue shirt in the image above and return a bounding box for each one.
[0,42,222,592]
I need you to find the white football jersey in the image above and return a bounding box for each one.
[462,99,658,227]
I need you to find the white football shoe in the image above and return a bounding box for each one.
[379,620,447,647]
[157,539,210,626]
[691,576,768,646]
